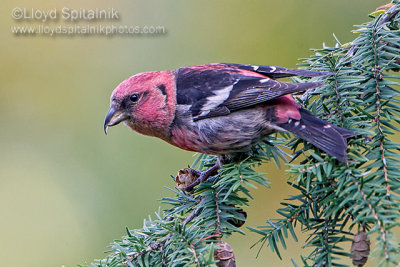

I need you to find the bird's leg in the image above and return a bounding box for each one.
[183,160,222,192]
[179,153,250,192]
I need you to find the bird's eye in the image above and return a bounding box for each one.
[129,93,140,103]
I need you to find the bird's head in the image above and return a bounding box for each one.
[104,71,176,139]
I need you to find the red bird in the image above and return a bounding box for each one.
[104,63,353,187]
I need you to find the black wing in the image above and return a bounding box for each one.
[222,63,333,79]
[175,64,329,121]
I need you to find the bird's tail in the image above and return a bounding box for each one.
[278,108,354,162]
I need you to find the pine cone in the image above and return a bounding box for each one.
[350,231,370,267]
[214,242,236,267]
[175,168,200,190]
[226,206,247,228]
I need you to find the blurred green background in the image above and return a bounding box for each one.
[1,0,386,266]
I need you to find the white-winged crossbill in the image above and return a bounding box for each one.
[104,63,353,162]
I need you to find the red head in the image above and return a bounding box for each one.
[104,71,176,140]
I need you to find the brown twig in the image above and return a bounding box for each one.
[371,33,391,200]
[378,4,400,26]
[181,197,205,226]
[354,181,389,259]
[214,190,222,235]
[189,243,200,267]
[123,242,163,264]
[298,161,329,174]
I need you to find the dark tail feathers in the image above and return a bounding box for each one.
[278,108,354,162]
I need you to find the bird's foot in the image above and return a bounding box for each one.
[175,162,221,192]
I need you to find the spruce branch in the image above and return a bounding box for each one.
[86,3,400,267]
[252,2,400,266]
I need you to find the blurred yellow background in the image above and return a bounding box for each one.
[0,0,385,266]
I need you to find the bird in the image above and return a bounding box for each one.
[104,63,354,190]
